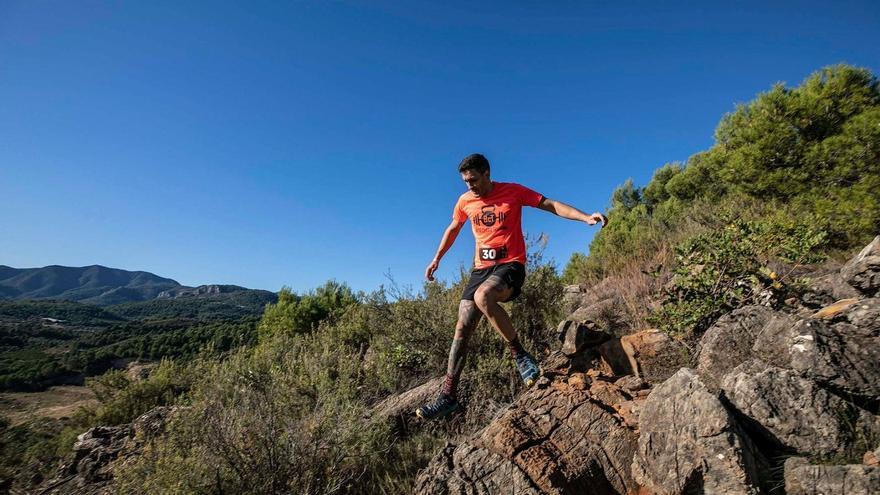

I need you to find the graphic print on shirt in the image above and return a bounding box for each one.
[475,205,506,228]
[471,205,509,260]
[453,182,544,269]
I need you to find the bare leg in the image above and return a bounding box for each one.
[473,275,517,342]
[474,276,539,386]
[441,300,482,397]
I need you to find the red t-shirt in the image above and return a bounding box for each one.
[453,182,544,269]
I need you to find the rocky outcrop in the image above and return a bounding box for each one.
[841,235,880,296]
[416,442,542,494]
[753,304,880,404]
[35,406,182,495]
[696,305,777,389]
[784,456,880,495]
[632,368,762,495]
[566,296,623,334]
[801,271,862,308]
[415,368,644,494]
[157,284,248,298]
[722,360,880,457]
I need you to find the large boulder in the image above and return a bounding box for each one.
[819,296,880,332]
[753,312,880,403]
[841,235,880,296]
[632,368,762,495]
[721,360,880,457]
[784,456,880,495]
[696,306,778,389]
[416,372,641,494]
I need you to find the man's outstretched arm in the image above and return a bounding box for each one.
[536,197,607,226]
[426,219,466,281]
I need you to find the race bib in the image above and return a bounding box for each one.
[480,246,508,261]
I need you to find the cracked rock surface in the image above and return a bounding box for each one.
[632,368,762,495]
[784,456,880,495]
[753,305,880,404]
[841,235,880,296]
[722,359,880,457]
[415,370,642,495]
[696,305,777,389]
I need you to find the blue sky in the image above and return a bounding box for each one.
[1,1,878,293]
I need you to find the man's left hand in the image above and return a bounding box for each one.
[586,213,608,227]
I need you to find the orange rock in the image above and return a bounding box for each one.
[811,298,860,319]
[567,373,589,390]
[599,329,686,384]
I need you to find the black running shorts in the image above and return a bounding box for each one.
[461,261,526,302]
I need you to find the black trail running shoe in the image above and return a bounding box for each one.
[515,352,541,387]
[415,394,460,420]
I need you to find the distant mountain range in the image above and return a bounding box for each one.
[0,265,275,307]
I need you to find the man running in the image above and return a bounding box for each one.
[416,153,607,420]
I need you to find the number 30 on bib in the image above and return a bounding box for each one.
[480,248,498,260]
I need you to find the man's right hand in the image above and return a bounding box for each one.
[425,258,440,281]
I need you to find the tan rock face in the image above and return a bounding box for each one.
[600,329,686,384]
[415,371,643,494]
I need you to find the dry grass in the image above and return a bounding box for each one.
[577,244,674,334]
[0,385,97,426]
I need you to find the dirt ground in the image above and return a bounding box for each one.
[0,385,98,426]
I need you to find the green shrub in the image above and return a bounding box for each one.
[85,357,198,426]
[115,333,391,494]
[257,281,358,341]
[649,216,827,338]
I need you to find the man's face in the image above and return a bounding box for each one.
[461,169,491,196]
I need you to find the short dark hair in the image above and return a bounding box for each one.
[458,153,490,174]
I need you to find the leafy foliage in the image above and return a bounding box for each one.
[0,317,258,391]
[648,216,827,338]
[257,281,358,341]
[566,64,880,282]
